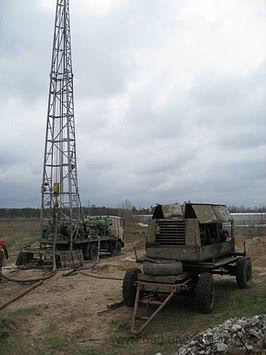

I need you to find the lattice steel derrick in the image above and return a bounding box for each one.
[41,0,83,246]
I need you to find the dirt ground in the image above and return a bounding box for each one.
[0,221,265,355]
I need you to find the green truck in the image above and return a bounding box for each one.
[16,215,124,268]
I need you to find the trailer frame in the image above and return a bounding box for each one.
[130,251,249,335]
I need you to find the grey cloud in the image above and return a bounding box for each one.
[0,2,52,101]
[0,0,265,208]
[189,64,266,122]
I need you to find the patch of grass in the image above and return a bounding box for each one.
[37,319,79,355]
[0,338,34,355]
[214,278,266,318]
[0,220,40,255]
[11,306,41,317]
[0,305,41,339]
[99,276,266,355]
[78,350,116,355]
[0,306,41,338]
[0,316,14,342]
[39,335,66,354]
[45,319,59,333]
[0,306,42,355]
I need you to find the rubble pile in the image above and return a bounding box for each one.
[176,315,266,355]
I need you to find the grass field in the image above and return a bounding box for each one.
[0,275,266,355]
[0,219,40,259]
[0,219,265,355]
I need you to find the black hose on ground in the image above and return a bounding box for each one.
[0,271,56,283]
[62,260,98,276]
[0,281,44,311]
[64,238,127,281]
[79,270,123,281]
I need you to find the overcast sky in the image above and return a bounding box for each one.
[0,0,265,208]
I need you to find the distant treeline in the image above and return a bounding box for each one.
[228,206,266,213]
[0,205,265,218]
[0,206,151,219]
[0,208,41,218]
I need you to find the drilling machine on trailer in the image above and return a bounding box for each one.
[122,203,252,335]
[16,0,124,269]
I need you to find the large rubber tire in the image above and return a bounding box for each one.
[82,243,90,260]
[15,251,33,266]
[196,273,215,314]
[235,257,252,289]
[111,240,122,256]
[0,249,5,268]
[143,261,183,276]
[122,268,141,306]
[89,243,99,261]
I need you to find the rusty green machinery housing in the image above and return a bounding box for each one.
[16,215,124,268]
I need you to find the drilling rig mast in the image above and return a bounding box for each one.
[15,0,125,269]
[41,0,84,251]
